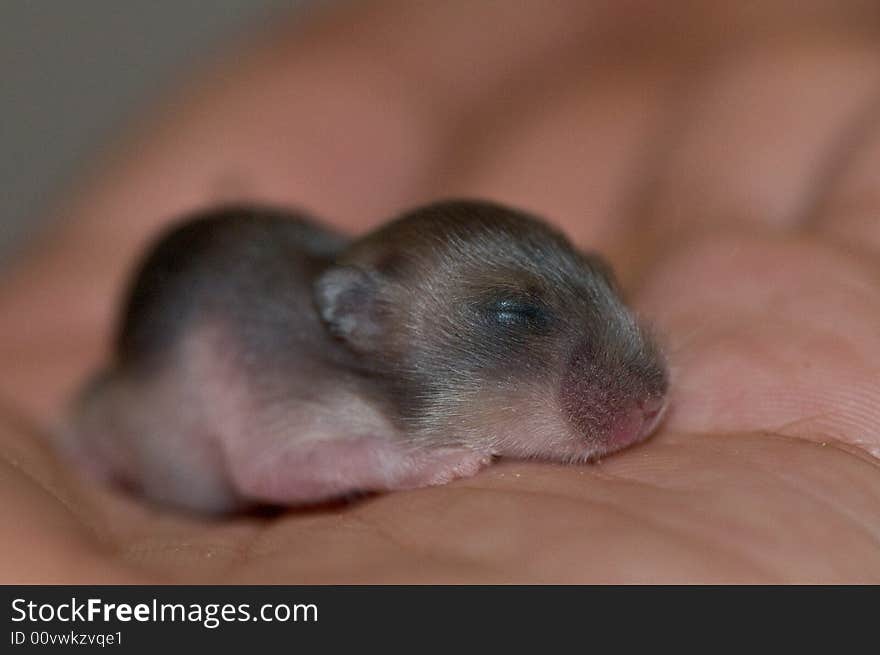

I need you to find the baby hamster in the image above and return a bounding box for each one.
[60,200,668,513]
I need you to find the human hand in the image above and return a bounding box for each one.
[1,0,878,582]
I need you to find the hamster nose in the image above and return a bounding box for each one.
[639,396,667,439]
[608,396,668,450]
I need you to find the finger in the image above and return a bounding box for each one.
[636,37,880,240]
[430,35,880,292]
[806,93,880,251]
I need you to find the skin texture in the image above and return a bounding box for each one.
[0,0,879,582]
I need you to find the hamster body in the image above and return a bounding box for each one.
[61,200,668,513]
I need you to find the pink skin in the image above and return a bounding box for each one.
[226,399,669,508]
[609,397,669,450]
[231,438,493,506]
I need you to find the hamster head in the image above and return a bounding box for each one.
[314,200,668,462]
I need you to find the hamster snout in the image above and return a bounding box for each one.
[608,396,668,449]
[560,323,669,457]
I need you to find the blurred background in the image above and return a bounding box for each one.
[1,1,314,262]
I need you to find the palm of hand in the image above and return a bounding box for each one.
[1,3,878,582]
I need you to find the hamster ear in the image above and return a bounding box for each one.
[313,265,384,352]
